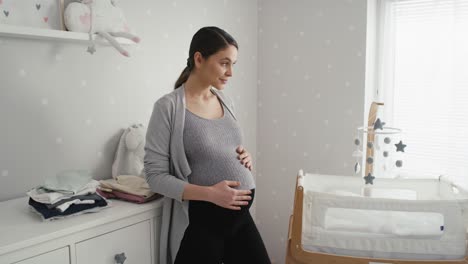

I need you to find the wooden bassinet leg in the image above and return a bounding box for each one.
[286,214,302,264]
[286,173,307,264]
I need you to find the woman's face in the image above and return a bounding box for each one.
[197,44,238,90]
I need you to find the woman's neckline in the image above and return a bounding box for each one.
[183,84,227,121]
[185,102,226,121]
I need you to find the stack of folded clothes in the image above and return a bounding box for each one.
[98,175,161,204]
[27,170,109,221]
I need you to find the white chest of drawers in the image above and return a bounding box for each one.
[0,196,163,264]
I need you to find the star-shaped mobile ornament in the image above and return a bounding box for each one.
[373,118,385,130]
[395,140,407,152]
[354,102,407,186]
[87,45,96,55]
[364,173,375,185]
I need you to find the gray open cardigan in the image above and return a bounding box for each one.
[143,84,236,264]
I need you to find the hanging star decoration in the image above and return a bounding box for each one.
[87,45,96,55]
[373,118,385,130]
[364,173,375,185]
[395,140,407,152]
[114,253,127,264]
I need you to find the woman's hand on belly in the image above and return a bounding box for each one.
[236,145,252,171]
[207,180,252,210]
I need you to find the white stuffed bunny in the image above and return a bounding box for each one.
[112,124,146,178]
[64,0,140,56]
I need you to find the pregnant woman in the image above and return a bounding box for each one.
[144,26,270,264]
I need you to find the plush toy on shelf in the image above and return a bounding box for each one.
[64,0,140,56]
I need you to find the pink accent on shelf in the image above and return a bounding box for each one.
[43,17,48,23]
[80,13,90,25]
[132,37,140,43]
[121,51,129,57]
[123,24,130,33]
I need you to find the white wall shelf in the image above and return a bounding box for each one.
[0,24,133,45]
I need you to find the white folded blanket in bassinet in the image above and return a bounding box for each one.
[325,208,444,237]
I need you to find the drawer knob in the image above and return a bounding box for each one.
[114,252,127,264]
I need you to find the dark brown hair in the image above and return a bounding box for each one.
[174,26,238,89]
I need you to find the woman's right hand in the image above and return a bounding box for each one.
[207,180,252,210]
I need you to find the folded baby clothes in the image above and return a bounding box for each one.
[99,175,154,198]
[28,193,109,221]
[45,193,101,209]
[96,188,161,204]
[55,199,96,213]
[27,180,100,204]
[42,170,93,194]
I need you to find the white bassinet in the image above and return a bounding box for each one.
[286,170,468,264]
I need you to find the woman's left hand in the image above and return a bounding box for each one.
[236,145,253,171]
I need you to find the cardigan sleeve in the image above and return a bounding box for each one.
[144,98,188,202]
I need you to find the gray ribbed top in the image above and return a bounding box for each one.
[183,102,255,190]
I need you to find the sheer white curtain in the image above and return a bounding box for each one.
[375,0,468,188]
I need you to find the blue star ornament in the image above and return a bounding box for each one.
[364,173,375,185]
[395,140,407,152]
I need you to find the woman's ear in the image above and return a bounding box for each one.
[193,51,204,68]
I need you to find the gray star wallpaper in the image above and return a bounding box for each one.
[0,0,367,263]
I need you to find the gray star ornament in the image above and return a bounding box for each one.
[87,45,96,54]
[114,253,127,264]
[395,140,407,152]
[373,118,385,130]
[364,173,375,185]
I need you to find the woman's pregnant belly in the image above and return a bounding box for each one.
[186,140,255,190]
[184,116,256,190]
